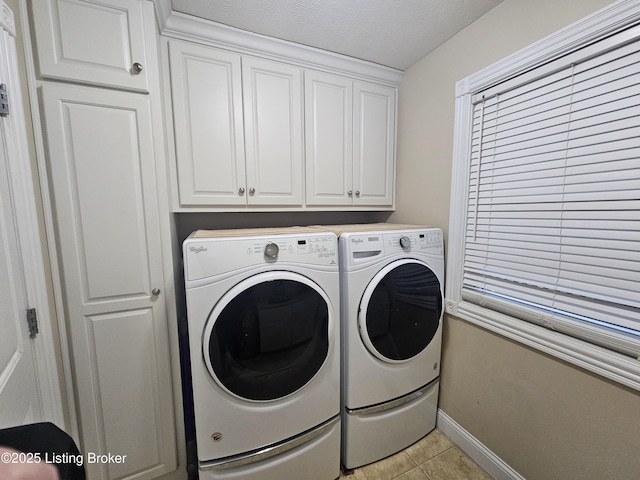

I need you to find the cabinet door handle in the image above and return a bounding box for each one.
[132,62,143,75]
[348,190,353,197]
[152,288,161,296]
[355,191,361,197]
[249,188,255,196]
[239,187,245,196]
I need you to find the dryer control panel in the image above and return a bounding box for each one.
[184,233,338,281]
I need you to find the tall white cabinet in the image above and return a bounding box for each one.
[31,1,181,480]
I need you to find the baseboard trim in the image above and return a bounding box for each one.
[436,410,524,480]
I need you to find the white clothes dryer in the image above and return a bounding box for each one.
[335,224,444,469]
[183,228,341,480]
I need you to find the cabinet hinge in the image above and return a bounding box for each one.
[0,83,9,117]
[26,308,38,338]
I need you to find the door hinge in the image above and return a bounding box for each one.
[26,308,38,338]
[0,84,8,117]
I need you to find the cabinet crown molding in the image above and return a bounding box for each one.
[152,0,403,86]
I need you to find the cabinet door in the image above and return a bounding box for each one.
[242,57,303,205]
[31,0,149,92]
[353,81,396,207]
[40,83,176,480]
[305,70,353,206]
[169,41,246,206]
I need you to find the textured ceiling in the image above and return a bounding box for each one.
[170,0,504,70]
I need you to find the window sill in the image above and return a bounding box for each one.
[445,299,640,392]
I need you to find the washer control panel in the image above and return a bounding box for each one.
[343,228,443,267]
[387,230,442,252]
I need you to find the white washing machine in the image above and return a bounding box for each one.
[183,228,341,480]
[335,224,444,469]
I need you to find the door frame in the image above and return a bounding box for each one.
[2,0,65,428]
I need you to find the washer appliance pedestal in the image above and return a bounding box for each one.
[332,224,444,469]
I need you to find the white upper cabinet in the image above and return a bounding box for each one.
[165,27,398,210]
[31,0,150,92]
[169,42,304,208]
[353,81,396,206]
[306,72,396,207]
[242,57,304,206]
[169,41,246,206]
[305,70,353,206]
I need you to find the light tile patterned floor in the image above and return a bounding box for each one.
[339,429,492,480]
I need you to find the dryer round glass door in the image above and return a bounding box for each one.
[202,271,332,401]
[358,259,442,362]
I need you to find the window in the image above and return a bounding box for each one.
[447,1,640,391]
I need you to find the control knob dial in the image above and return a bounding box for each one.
[399,236,411,249]
[264,242,279,259]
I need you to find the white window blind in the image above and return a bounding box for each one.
[462,26,640,357]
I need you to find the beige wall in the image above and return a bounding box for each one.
[390,0,640,479]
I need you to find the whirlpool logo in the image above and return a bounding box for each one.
[350,238,364,245]
[189,245,208,254]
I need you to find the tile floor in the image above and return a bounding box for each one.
[339,429,492,480]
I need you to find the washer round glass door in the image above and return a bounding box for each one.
[202,271,332,401]
[358,259,442,362]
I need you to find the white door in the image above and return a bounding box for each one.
[0,12,63,430]
[169,40,246,207]
[40,82,176,480]
[0,110,42,429]
[31,0,150,92]
[304,70,353,206]
[242,57,303,205]
[353,81,396,206]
